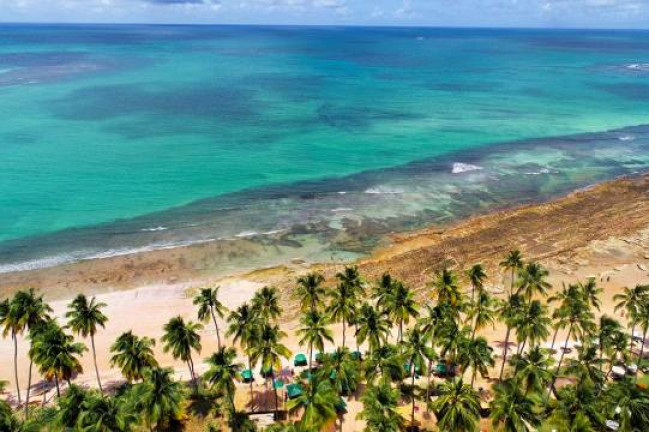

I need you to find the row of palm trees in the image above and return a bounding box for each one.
[2,249,649,431]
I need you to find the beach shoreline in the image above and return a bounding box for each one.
[1,173,649,430]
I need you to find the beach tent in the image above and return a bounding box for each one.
[294,353,308,367]
[241,369,254,383]
[273,379,285,389]
[434,363,447,376]
[287,383,303,399]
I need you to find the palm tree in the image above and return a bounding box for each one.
[54,384,89,429]
[162,316,203,389]
[458,336,494,388]
[603,378,649,432]
[565,342,605,389]
[490,378,540,432]
[288,375,338,431]
[30,320,86,397]
[432,378,481,432]
[1,289,52,405]
[77,392,136,432]
[515,300,551,355]
[468,290,495,341]
[296,272,326,313]
[430,268,461,307]
[500,250,524,296]
[336,265,365,298]
[326,281,358,348]
[548,284,594,400]
[194,286,227,348]
[132,367,184,431]
[364,343,405,384]
[497,293,524,380]
[614,284,649,348]
[597,315,622,372]
[373,272,395,313]
[516,261,551,302]
[204,346,242,410]
[65,294,108,394]
[252,286,282,322]
[355,303,390,355]
[467,264,487,304]
[579,278,602,312]
[110,331,158,383]
[605,329,630,381]
[322,347,360,397]
[297,310,334,371]
[402,326,434,427]
[385,281,419,343]
[547,381,604,430]
[227,408,257,432]
[249,322,291,417]
[510,346,553,395]
[631,302,649,379]
[358,380,406,432]
[227,302,260,412]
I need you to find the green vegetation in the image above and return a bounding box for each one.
[2,252,649,431]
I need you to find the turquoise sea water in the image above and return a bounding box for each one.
[1,25,649,271]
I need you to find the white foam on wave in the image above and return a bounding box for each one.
[364,186,405,194]
[141,226,168,232]
[625,63,649,72]
[331,207,353,212]
[235,231,259,238]
[452,163,483,174]
[619,135,635,142]
[524,168,556,175]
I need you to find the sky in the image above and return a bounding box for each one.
[0,0,648,28]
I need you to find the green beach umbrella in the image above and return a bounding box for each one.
[294,353,308,367]
[287,383,303,399]
[241,369,253,382]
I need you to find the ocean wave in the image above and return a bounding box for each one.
[452,162,483,174]
[524,168,556,175]
[141,226,168,232]
[331,207,353,212]
[0,255,76,274]
[235,231,259,238]
[619,135,635,141]
[364,186,405,194]
[625,63,649,72]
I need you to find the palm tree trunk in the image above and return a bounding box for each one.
[188,356,198,391]
[399,318,403,344]
[426,359,432,412]
[342,316,346,349]
[499,325,511,380]
[550,326,559,351]
[210,307,222,349]
[636,328,647,381]
[308,343,313,372]
[510,268,515,296]
[548,323,572,401]
[471,367,477,388]
[13,330,21,404]
[55,377,60,398]
[273,386,279,420]
[91,335,103,394]
[248,356,255,413]
[411,367,416,429]
[24,359,33,417]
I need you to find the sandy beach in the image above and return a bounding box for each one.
[1,174,649,430]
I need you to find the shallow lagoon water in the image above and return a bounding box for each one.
[1,25,649,271]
